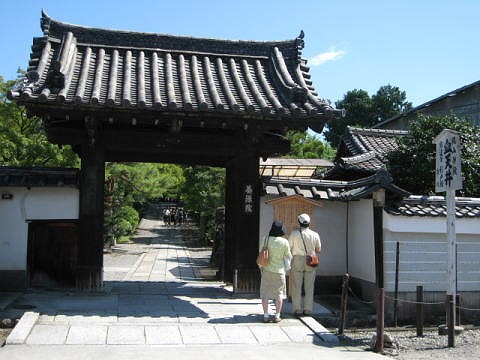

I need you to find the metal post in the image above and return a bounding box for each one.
[416,285,424,337]
[338,273,350,335]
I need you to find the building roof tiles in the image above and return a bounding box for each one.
[385,195,480,218]
[263,170,409,201]
[263,175,480,218]
[9,11,342,128]
[325,127,409,178]
[0,166,79,187]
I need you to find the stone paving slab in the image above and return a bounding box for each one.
[117,315,179,323]
[26,324,69,345]
[249,325,291,343]
[145,325,182,345]
[179,325,221,344]
[107,325,145,345]
[66,325,108,345]
[5,311,39,345]
[300,315,340,344]
[54,314,118,324]
[281,324,318,343]
[214,325,257,344]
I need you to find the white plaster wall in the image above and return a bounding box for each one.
[347,199,375,282]
[259,197,348,276]
[311,201,347,276]
[383,213,480,292]
[0,187,79,270]
[384,212,479,234]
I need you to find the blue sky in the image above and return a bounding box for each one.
[1,0,479,108]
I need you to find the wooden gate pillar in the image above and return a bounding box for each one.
[77,118,105,290]
[225,154,260,292]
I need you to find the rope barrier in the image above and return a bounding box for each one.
[347,287,375,305]
[384,294,444,305]
[346,284,480,311]
[456,305,480,312]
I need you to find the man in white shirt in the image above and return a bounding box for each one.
[288,213,321,315]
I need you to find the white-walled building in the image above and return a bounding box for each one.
[258,127,480,323]
[260,174,480,322]
[0,167,79,290]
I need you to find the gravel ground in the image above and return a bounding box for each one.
[0,328,12,345]
[339,326,480,359]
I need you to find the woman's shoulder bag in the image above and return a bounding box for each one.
[256,236,269,267]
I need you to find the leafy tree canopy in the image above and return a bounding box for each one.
[106,162,184,206]
[372,84,412,123]
[286,131,336,160]
[180,166,225,241]
[180,166,225,216]
[325,85,412,147]
[387,114,480,197]
[0,74,79,167]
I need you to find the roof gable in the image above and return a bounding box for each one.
[326,127,409,179]
[265,194,321,207]
[9,11,342,131]
[263,170,409,201]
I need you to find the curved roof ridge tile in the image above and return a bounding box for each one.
[340,151,377,164]
[41,10,301,57]
[347,126,409,136]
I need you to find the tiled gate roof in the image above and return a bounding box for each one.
[9,11,341,129]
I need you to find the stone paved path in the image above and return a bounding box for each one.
[1,218,389,359]
[5,219,331,346]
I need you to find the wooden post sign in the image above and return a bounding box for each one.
[433,129,462,348]
[434,129,462,193]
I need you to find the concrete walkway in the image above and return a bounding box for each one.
[0,218,389,359]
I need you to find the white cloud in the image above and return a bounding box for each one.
[309,47,346,66]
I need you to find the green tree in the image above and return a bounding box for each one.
[0,75,79,167]
[387,114,480,197]
[287,131,336,160]
[326,89,375,147]
[104,162,184,244]
[180,166,225,242]
[372,84,412,123]
[325,85,412,147]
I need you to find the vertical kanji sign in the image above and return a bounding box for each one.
[433,129,463,348]
[434,129,462,192]
[244,184,253,214]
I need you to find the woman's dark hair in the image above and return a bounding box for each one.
[269,220,286,237]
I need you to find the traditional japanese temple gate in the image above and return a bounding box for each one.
[9,12,341,289]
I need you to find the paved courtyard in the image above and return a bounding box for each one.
[0,218,388,359]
